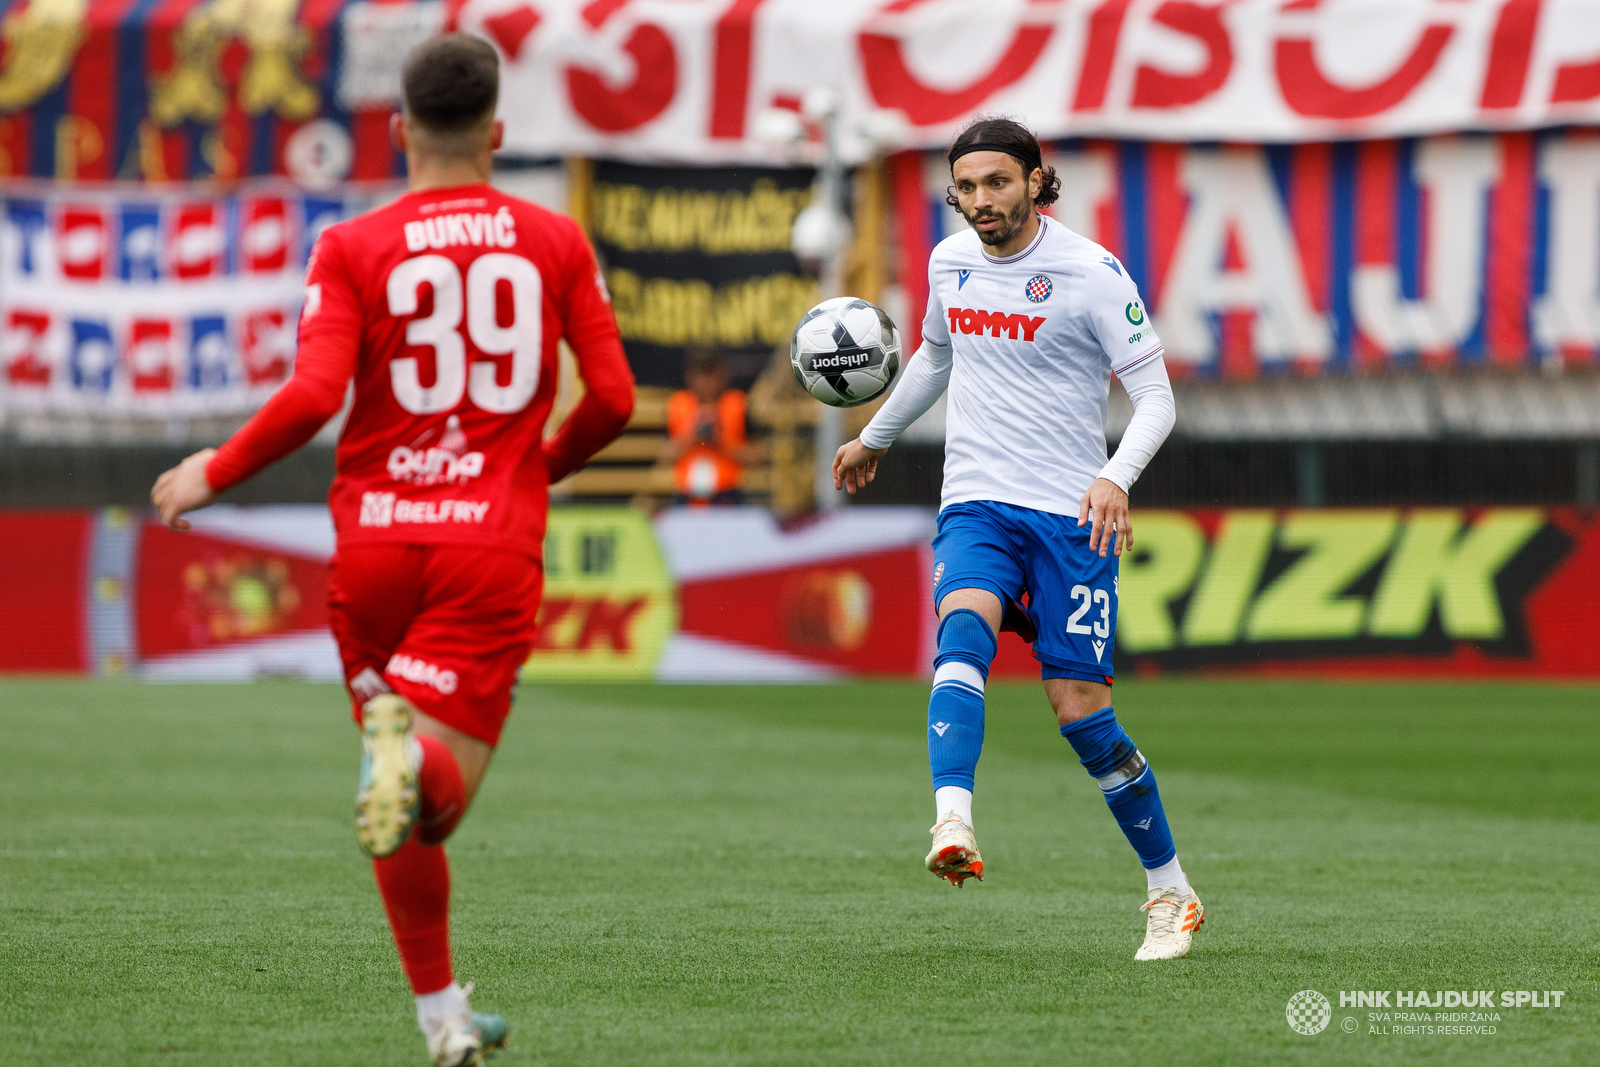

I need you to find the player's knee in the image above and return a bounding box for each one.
[935,608,998,677]
[1051,679,1111,727]
[936,587,1003,632]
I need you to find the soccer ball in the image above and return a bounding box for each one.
[790,297,901,408]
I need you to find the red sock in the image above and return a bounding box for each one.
[370,734,468,995]
[373,836,452,995]
[416,734,465,846]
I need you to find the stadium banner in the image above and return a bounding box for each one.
[2,505,1597,681]
[4,1,1600,180]
[894,128,1600,374]
[588,162,816,387]
[458,0,1600,163]
[0,0,428,184]
[0,509,96,672]
[0,182,382,417]
[523,506,679,679]
[1100,505,1598,679]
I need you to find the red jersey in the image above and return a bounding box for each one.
[207,183,634,558]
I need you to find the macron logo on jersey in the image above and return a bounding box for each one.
[947,307,1047,342]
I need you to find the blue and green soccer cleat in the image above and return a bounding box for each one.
[424,991,508,1066]
[355,694,421,857]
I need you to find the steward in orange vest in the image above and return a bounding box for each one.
[663,350,761,504]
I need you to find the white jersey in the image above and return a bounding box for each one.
[864,215,1164,516]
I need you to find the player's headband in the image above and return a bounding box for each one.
[948,141,1041,174]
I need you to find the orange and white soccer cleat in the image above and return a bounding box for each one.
[1135,886,1204,960]
[925,812,984,887]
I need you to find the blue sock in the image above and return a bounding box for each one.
[927,609,996,792]
[1059,707,1177,869]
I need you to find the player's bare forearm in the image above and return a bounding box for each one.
[833,437,887,495]
[151,448,219,532]
[1077,477,1132,558]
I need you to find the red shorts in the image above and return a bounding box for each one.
[327,543,543,746]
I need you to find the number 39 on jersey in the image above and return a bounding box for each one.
[385,252,543,416]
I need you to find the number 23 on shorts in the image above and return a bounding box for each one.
[1065,583,1112,639]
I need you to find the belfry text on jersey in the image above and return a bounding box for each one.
[946,308,1047,341]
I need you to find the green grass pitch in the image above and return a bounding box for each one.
[2,677,1596,1066]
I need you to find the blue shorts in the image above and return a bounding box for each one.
[932,500,1118,683]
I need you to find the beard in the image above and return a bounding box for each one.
[961,196,1031,246]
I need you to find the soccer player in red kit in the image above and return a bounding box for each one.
[151,35,634,1067]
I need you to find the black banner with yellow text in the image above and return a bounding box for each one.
[590,163,816,388]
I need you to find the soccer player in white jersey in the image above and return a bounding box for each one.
[833,118,1202,960]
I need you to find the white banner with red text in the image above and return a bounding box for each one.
[459,0,1600,163]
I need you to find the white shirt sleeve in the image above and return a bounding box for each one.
[859,338,952,450]
[1084,257,1164,377]
[919,265,952,348]
[1097,355,1175,493]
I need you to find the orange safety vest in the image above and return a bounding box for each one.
[667,389,747,499]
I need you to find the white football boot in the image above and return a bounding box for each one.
[423,984,509,1067]
[925,812,984,887]
[1135,886,1205,960]
[355,693,421,858]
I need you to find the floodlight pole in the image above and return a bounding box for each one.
[808,106,849,514]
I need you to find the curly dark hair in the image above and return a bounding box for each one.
[944,116,1060,209]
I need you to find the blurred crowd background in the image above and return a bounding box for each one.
[2,0,1598,683]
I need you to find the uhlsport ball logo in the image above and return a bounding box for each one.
[1025,274,1052,303]
[1286,990,1332,1035]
